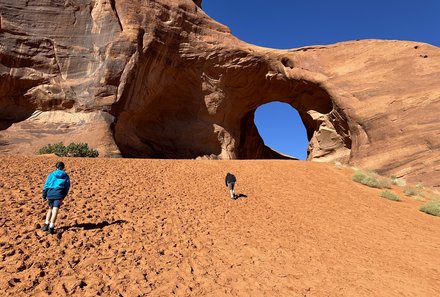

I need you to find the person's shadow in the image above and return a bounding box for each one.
[59,220,126,232]
[234,194,248,200]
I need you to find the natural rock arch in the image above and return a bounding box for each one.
[239,88,351,161]
[0,0,439,187]
[110,46,351,162]
[225,75,352,162]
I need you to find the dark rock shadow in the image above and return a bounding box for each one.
[59,220,126,232]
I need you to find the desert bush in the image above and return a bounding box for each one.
[377,177,392,189]
[403,186,420,196]
[352,171,367,183]
[380,190,401,201]
[362,176,382,188]
[419,200,440,217]
[390,175,406,186]
[38,142,67,156]
[66,143,99,157]
[38,142,99,158]
[352,170,391,189]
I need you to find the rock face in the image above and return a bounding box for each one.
[0,0,439,186]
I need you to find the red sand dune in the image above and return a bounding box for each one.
[0,156,439,296]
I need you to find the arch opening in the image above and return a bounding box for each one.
[254,102,308,160]
[237,80,352,162]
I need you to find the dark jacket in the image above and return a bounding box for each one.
[225,173,236,186]
[42,169,70,200]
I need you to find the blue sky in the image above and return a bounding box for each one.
[203,0,440,159]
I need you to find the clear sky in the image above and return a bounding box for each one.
[202,0,440,160]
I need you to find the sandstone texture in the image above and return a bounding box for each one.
[1,156,440,296]
[0,0,439,186]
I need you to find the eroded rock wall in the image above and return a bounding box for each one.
[291,40,440,186]
[0,0,439,186]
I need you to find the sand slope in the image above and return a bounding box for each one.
[0,156,439,296]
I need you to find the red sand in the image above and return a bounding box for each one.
[1,156,439,296]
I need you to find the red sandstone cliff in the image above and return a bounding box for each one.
[0,0,439,186]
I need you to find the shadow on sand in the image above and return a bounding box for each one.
[234,193,248,200]
[59,220,126,232]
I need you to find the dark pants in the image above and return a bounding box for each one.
[47,199,63,208]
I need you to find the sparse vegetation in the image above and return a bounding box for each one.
[38,142,99,158]
[403,185,420,196]
[352,170,367,183]
[378,177,392,189]
[38,142,67,156]
[380,190,401,201]
[390,175,406,186]
[351,168,440,215]
[352,170,364,180]
[352,170,391,189]
[419,200,440,217]
[65,143,99,157]
[414,196,426,202]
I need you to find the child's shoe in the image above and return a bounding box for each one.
[41,223,49,231]
[47,227,55,235]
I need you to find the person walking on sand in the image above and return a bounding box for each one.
[225,172,237,199]
[41,161,70,235]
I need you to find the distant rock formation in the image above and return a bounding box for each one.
[0,0,439,186]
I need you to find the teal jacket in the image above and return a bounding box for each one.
[42,169,70,200]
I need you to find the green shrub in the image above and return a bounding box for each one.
[380,190,401,201]
[362,176,382,188]
[38,142,99,158]
[419,200,440,217]
[352,171,367,183]
[377,177,392,189]
[352,170,391,189]
[38,142,67,156]
[66,143,99,157]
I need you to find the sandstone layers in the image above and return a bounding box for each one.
[0,0,439,186]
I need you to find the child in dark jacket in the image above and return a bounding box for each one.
[41,161,70,234]
[225,172,237,199]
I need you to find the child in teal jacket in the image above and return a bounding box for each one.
[41,161,70,234]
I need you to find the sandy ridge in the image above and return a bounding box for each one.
[0,156,439,296]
